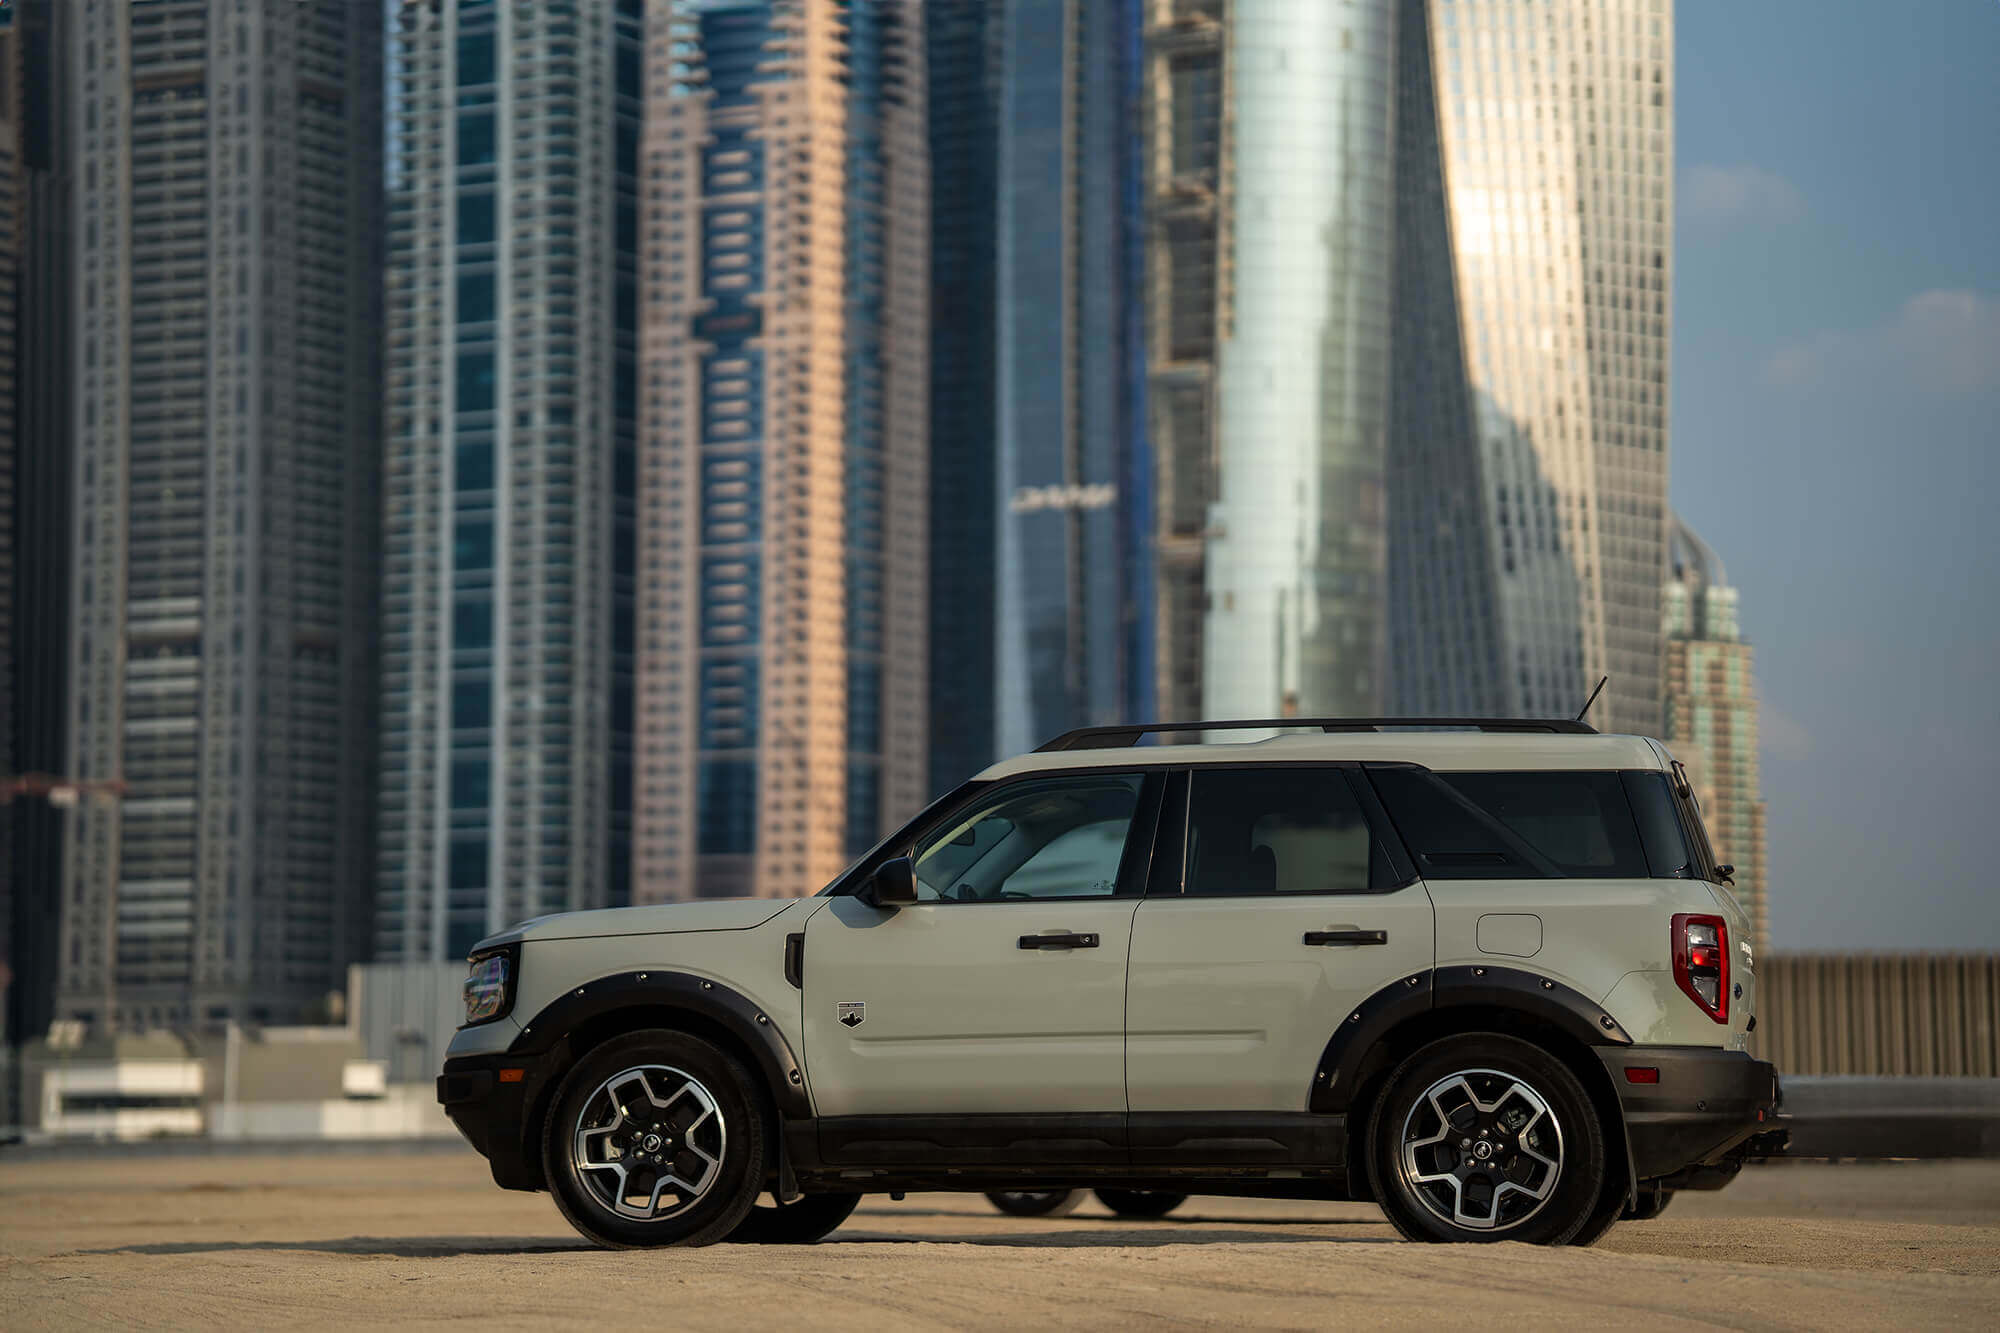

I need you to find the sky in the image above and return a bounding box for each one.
[1670,1,1999,950]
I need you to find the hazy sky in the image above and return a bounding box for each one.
[1670,2,1998,949]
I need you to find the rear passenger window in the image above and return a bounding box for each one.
[1369,768,1652,880]
[1182,768,1398,895]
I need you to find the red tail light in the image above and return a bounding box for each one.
[1672,912,1729,1023]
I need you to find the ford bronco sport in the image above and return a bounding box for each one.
[437,717,1783,1248]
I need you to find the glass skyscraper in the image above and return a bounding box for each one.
[1146,0,1674,733]
[992,0,1151,758]
[57,1,384,1028]
[378,0,639,960]
[631,0,929,902]
[1665,516,1767,950]
[923,0,1000,791]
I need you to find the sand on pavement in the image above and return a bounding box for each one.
[3,1150,1997,1330]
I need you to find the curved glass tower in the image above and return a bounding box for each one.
[1148,0,1674,734]
[1200,0,1398,720]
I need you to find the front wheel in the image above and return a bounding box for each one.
[541,1029,767,1249]
[1366,1033,1607,1245]
[728,1192,862,1244]
[984,1189,1081,1217]
[1093,1189,1188,1218]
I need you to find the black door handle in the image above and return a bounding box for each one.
[1304,929,1388,947]
[1019,932,1100,950]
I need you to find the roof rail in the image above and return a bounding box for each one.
[1033,716,1599,752]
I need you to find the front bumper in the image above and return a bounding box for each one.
[438,1044,568,1191]
[1597,1046,1781,1182]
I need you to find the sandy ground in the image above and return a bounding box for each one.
[2,1150,1997,1330]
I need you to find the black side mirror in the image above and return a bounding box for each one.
[857,856,919,909]
[1714,864,1736,885]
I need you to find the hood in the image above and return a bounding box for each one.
[482,897,803,949]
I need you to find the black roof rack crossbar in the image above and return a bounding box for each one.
[1034,716,1598,752]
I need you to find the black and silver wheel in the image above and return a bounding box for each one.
[1093,1189,1188,1219]
[984,1189,1081,1217]
[542,1030,766,1248]
[728,1191,862,1244]
[1368,1034,1606,1245]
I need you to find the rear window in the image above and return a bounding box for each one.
[1368,768,1654,880]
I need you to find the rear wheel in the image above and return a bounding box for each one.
[984,1189,1081,1217]
[541,1029,766,1249]
[1093,1189,1188,1218]
[728,1191,861,1244]
[1367,1033,1606,1246]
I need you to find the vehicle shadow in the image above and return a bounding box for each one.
[828,1224,1388,1249]
[68,1220,1385,1257]
[862,1208,1379,1228]
[66,1237,593,1259]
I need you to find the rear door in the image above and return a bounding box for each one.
[1124,765,1436,1115]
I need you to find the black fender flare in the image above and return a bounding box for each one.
[1308,964,1638,1205]
[510,970,812,1120]
[1309,964,1632,1114]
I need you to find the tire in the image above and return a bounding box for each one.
[984,1189,1082,1217]
[1366,1033,1607,1246]
[1093,1189,1188,1219]
[728,1191,862,1244]
[1621,1183,1674,1221]
[541,1029,767,1249]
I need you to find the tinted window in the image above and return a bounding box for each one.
[1372,768,1651,880]
[1438,772,1649,878]
[1368,767,1537,880]
[1667,761,1722,882]
[1622,770,1694,877]
[913,774,1145,902]
[1183,768,1390,895]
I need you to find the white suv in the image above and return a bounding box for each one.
[438,717,1782,1248]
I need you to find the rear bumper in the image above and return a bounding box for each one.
[437,1046,566,1191]
[1598,1046,1781,1182]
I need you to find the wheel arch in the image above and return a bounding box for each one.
[509,972,812,1188]
[1313,966,1636,1207]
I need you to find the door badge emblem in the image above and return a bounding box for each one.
[837,1001,865,1028]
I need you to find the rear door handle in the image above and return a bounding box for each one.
[1019,932,1100,950]
[1304,929,1388,947]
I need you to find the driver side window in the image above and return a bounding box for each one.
[913,773,1146,902]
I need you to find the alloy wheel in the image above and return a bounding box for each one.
[570,1064,727,1222]
[1396,1068,1563,1232]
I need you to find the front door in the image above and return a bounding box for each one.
[802,770,1162,1118]
[1126,765,1435,1115]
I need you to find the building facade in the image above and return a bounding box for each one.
[922,0,1001,792]
[991,0,1151,759]
[1664,516,1766,950]
[377,0,640,960]
[56,0,383,1030]
[5,0,75,1066]
[1144,0,1673,732]
[631,0,928,902]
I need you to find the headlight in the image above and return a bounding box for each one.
[461,946,518,1026]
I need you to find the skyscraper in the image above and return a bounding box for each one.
[1144,0,1673,733]
[990,0,1151,758]
[923,0,1000,791]
[57,1,383,1030]
[632,0,929,902]
[1664,517,1767,950]
[6,0,75,1061]
[377,0,641,960]
[1,0,23,1045]
[1400,0,1673,734]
